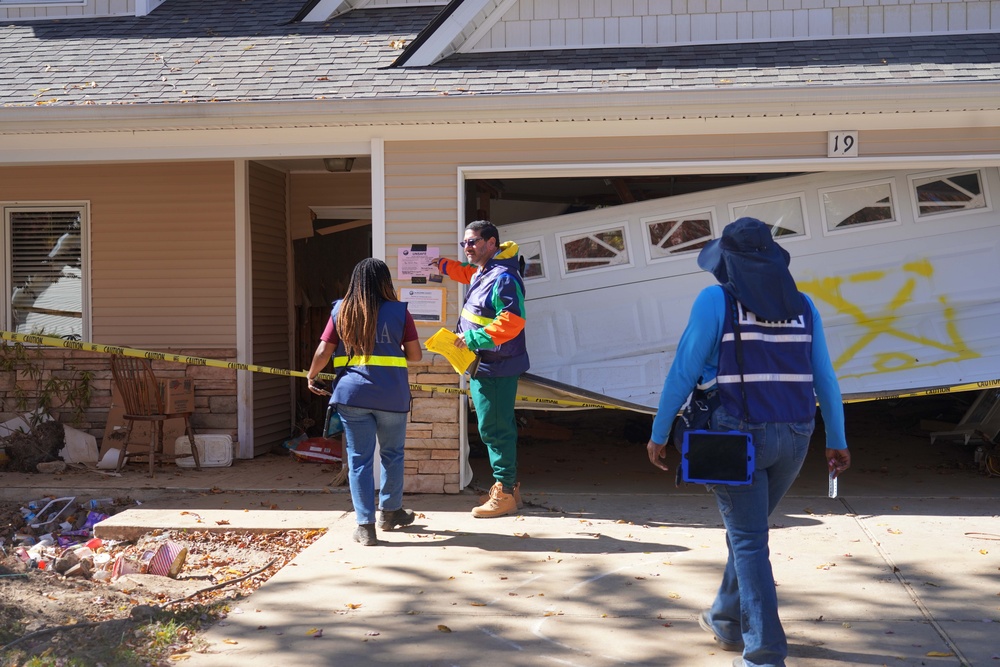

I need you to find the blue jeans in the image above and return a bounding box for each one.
[336,404,409,525]
[705,406,813,667]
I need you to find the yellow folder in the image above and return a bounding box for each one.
[424,328,479,375]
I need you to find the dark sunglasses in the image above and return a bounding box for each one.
[459,238,484,248]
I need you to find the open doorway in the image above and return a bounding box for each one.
[292,220,372,439]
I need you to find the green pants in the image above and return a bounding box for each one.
[470,375,519,488]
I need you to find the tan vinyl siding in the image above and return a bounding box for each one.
[250,162,292,455]
[0,161,237,348]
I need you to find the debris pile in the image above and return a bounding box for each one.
[1,495,189,582]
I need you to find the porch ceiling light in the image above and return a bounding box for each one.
[323,157,356,172]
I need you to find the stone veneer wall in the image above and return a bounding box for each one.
[0,347,239,445]
[2,347,466,493]
[404,355,464,494]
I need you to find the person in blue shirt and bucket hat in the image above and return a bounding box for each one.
[646,217,851,667]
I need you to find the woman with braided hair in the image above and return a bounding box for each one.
[306,258,422,546]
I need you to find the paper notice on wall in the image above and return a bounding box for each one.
[399,286,445,323]
[397,246,439,283]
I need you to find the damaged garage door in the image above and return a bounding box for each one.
[502,168,1000,409]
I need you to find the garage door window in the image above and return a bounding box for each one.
[729,194,807,238]
[909,169,989,219]
[644,210,714,261]
[557,224,631,275]
[517,238,546,280]
[819,179,898,234]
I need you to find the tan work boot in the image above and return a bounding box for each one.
[472,482,517,518]
[478,481,523,509]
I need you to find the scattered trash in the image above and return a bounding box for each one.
[3,495,172,582]
[28,496,76,529]
[96,447,123,469]
[148,540,189,577]
[289,437,343,464]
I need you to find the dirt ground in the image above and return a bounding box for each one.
[0,499,323,664]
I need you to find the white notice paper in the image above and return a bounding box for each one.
[397,247,439,282]
[399,286,445,323]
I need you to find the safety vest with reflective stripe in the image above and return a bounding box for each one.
[330,299,411,413]
[717,292,817,423]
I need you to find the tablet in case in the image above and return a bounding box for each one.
[681,430,754,485]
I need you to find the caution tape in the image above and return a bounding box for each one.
[0,330,628,409]
[841,378,1000,403]
[5,330,998,410]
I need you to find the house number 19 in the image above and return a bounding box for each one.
[828,131,859,157]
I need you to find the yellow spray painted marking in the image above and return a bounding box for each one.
[800,259,978,380]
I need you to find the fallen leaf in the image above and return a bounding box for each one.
[216,520,231,526]
[222,639,238,645]
[437,624,452,632]
[346,603,362,609]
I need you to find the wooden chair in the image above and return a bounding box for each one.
[109,355,201,476]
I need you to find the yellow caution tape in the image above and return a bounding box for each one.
[5,330,997,410]
[1,330,626,409]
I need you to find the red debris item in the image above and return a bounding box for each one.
[290,437,343,463]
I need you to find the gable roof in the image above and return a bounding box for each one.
[0,0,998,129]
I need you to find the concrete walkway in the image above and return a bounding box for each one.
[94,486,998,667]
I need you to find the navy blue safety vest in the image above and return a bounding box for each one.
[717,292,816,423]
[330,299,411,413]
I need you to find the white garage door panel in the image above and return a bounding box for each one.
[503,167,1000,407]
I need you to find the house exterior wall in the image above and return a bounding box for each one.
[383,125,1000,492]
[0,0,135,21]
[0,161,237,348]
[466,0,999,50]
[250,162,292,456]
[0,160,239,442]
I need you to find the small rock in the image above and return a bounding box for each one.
[37,460,67,474]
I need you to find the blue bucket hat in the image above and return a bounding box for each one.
[697,217,804,321]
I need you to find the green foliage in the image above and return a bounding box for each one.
[0,340,93,427]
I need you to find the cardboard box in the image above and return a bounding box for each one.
[100,384,191,458]
[160,378,194,414]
